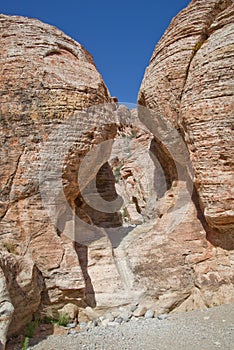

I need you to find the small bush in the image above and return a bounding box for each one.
[122,207,128,219]
[25,320,38,338]
[43,316,54,324]
[56,313,69,326]
[3,241,17,254]
[21,337,29,350]
[193,42,202,52]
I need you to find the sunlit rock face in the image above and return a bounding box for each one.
[0,14,117,336]
[139,0,234,234]
[135,0,234,311]
[0,0,234,341]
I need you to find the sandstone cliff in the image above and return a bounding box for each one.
[0,0,234,345]
[139,0,234,234]
[0,14,117,338]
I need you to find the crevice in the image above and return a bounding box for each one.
[74,242,96,308]
[179,32,209,102]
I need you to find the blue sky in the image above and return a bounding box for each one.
[0,0,190,103]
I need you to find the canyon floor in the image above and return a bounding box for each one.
[9,303,234,350]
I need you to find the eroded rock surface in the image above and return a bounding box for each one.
[0,14,116,335]
[139,0,234,234]
[0,1,234,343]
[0,259,14,350]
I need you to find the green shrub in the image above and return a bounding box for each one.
[21,337,29,350]
[193,42,202,52]
[3,241,17,254]
[56,313,69,326]
[25,320,38,338]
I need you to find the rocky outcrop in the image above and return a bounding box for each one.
[0,261,14,350]
[138,0,234,234]
[0,1,234,343]
[0,252,42,338]
[0,14,116,335]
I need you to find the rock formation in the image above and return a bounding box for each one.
[0,14,117,339]
[136,0,234,311]
[0,259,14,350]
[0,0,233,345]
[139,0,234,234]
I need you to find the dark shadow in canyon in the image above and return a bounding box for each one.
[150,137,178,198]
[74,242,96,307]
[192,186,234,251]
[75,162,135,248]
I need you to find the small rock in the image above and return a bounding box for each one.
[214,341,221,346]
[157,314,169,320]
[93,320,99,327]
[115,317,124,324]
[58,303,78,321]
[66,322,77,329]
[79,322,87,329]
[101,319,109,328]
[130,304,138,312]
[104,312,115,322]
[119,310,132,322]
[144,310,154,319]
[68,329,78,335]
[133,305,147,317]
[108,321,119,327]
[131,316,139,322]
[82,307,100,321]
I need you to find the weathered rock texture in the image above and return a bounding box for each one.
[139,0,234,234]
[110,112,158,226]
[0,0,234,343]
[0,258,14,350]
[0,14,116,337]
[134,0,234,311]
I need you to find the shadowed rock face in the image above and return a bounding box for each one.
[139,0,234,234]
[0,1,234,343]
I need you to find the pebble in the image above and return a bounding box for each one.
[68,329,78,335]
[130,304,138,312]
[157,314,169,320]
[214,341,221,346]
[66,322,77,329]
[108,321,120,327]
[144,310,154,319]
[115,317,124,324]
[79,322,87,329]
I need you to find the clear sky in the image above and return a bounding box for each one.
[0,0,190,103]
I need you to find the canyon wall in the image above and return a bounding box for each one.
[0,14,117,338]
[0,0,233,344]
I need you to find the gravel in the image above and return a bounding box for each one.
[29,303,234,350]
